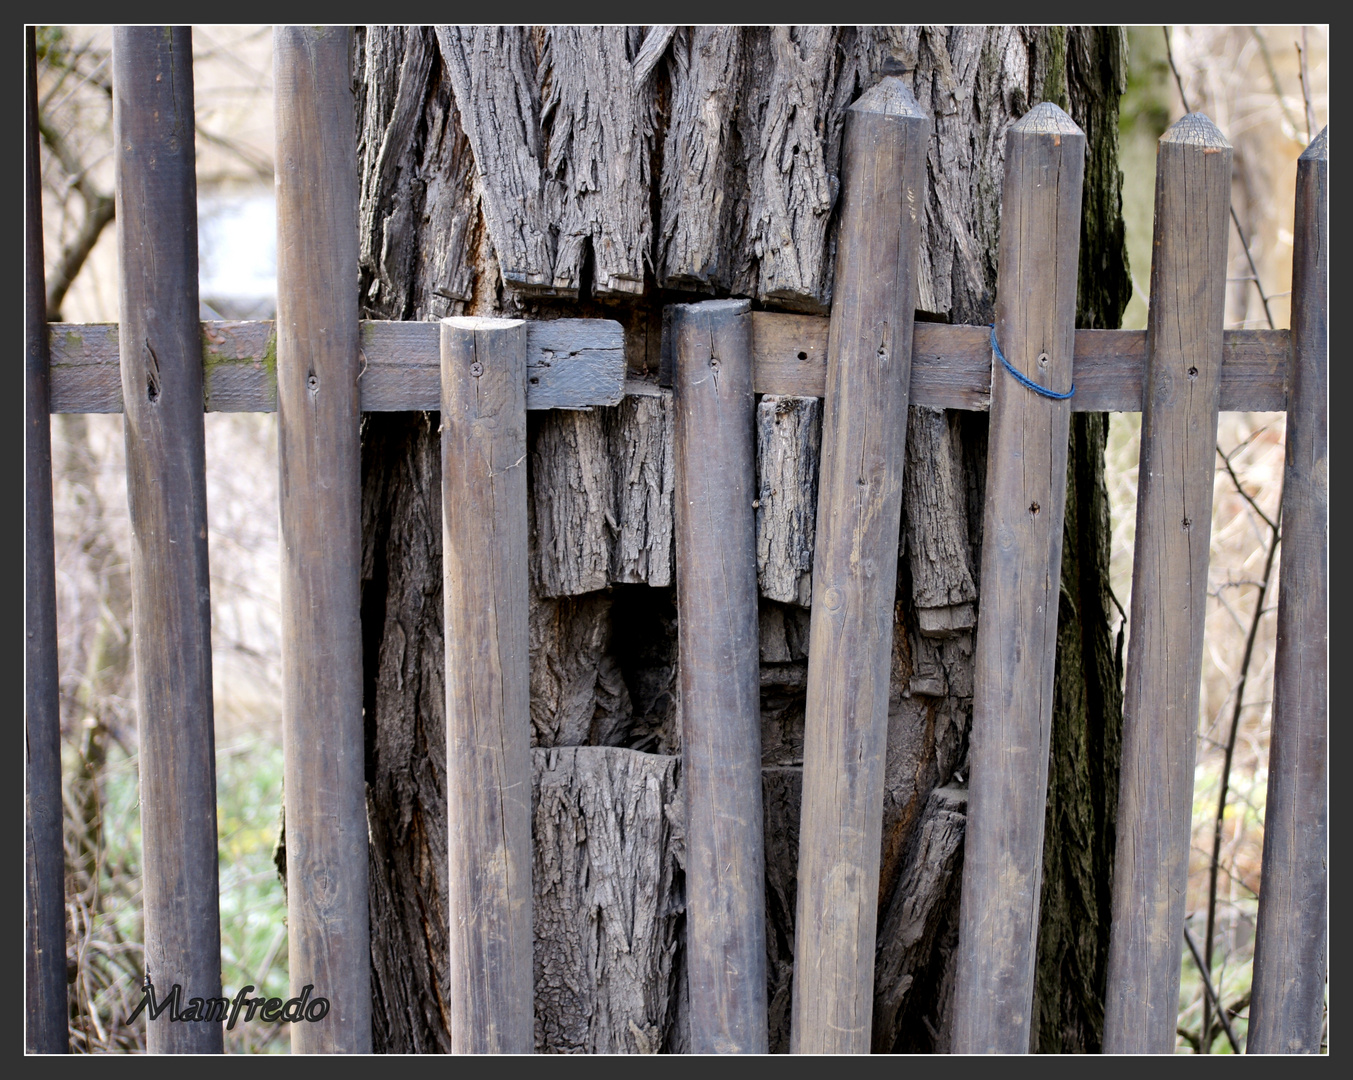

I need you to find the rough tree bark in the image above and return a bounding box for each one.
[352,25,1129,1053]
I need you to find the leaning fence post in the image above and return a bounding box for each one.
[791,76,928,1055]
[1248,125,1328,1055]
[274,26,371,1053]
[1103,113,1233,1054]
[950,101,1086,1054]
[672,298,768,1053]
[111,25,223,1054]
[25,25,69,1055]
[441,316,534,1054]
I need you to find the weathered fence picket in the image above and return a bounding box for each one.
[111,26,224,1055]
[273,26,371,1053]
[440,317,535,1053]
[791,76,927,1054]
[1103,113,1235,1054]
[25,39,1328,1055]
[1248,126,1329,1055]
[672,299,768,1053]
[24,26,68,1056]
[951,102,1086,1054]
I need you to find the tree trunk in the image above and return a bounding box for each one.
[352,25,1129,1053]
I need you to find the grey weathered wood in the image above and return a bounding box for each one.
[1103,113,1233,1055]
[440,316,534,1053]
[111,26,222,1054]
[24,27,68,1055]
[1248,126,1328,1055]
[904,406,977,638]
[672,299,768,1053]
[791,77,928,1054]
[756,395,821,606]
[274,26,371,1054]
[951,102,1086,1055]
[47,317,1287,416]
[529,387,674,597]
[533,746,685,1052]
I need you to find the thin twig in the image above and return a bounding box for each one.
[1184,924,1243,1054]
[1216,446,1278,532]
[1251,28,1304,143]
[1296,31,1316,144]
[1163,27,1277,332]
[1201,492,1280,1051]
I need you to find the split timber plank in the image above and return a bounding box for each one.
[47,319,1288,415]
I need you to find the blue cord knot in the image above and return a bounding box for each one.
[990,325,1075,400]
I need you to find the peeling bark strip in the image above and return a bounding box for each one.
[673,300,768,1053]
[1249,126,1328,1056]
[1103,114,1233,1055]
[533,747,685,1053]
[274,27,371,1054]
[952,103,1085,1055]
[792,77,928,1055]
[756,396,820,607]
[111,26,223,1055]
[24,28,67,1054]
[47,319,1289,416]
[440,317,534,1053]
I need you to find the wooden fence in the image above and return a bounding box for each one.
[25,26,1327,1055]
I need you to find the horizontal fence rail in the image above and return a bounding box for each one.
[47,319,1290,416]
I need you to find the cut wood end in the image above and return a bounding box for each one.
[673,298,751,317]
[1010,101,1083,137]
[1301,126,1328,161]
[849,75,927,120]
[1160,112,1231,149]
[441,316,527,330]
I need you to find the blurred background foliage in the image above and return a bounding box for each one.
[34,24,1326,1054]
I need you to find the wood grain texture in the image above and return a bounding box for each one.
[273,27,371,1054]
[111,26,222,1054]
[672,299,768,1052]
[533,746,685,1052]
[24,27,68,1054]
[791,77,928,1054]
[756,395,821,606]
[48,318,1286,415]
[440,317,534,1053]
[1248,126,1328,1055]
[951,102,1086,1054]
[1103,113,1233,1055]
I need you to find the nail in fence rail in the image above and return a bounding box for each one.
[1103,113,1233,1054]
[672,299,768,1053]
[791,76,927,1054]
[1248,125,1329,1055]
[951,102,1086,1054]
[274,26,371,1053]
[440,317,535,1053]
[112,26,223,1054]
[25,26,69,1055]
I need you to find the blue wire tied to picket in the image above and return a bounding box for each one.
[989,324,1075,400]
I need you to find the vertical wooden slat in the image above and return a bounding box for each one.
[790,76,928,1055]
[25,25,70,1055]
[274,26,371,1053]
[441,316,534,1053]
[1248,125,1328,1055]
[1103,113,1233,1054]
[672,298,768,1053]
[951,102,1086,1054]
[111,26,223,1054]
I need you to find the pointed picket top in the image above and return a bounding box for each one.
[1011,100,1083,137]
[1160,111,1230,149]
[850,74,926,119]
[1301,125,1328,161]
